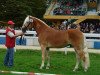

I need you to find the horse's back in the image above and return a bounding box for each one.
[38,28,69,47]
[38,27,84,48]
[67,29,83,39]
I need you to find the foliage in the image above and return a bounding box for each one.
[0,0,47,27]
[0,48,100,75]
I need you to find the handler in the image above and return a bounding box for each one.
[4,20,23,67]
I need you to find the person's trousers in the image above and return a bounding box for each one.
[4,48,14,67]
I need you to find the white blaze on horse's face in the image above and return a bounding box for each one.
[22,16,33,28]
[22,16,29,28]
[22,16,33,33]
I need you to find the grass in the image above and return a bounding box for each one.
[0,48,100,75]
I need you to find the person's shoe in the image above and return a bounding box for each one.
[4,64,8,66]
[7,65,13,68]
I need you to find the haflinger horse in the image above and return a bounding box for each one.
[21,15,90,72]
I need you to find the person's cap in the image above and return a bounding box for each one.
[7,20,15,25]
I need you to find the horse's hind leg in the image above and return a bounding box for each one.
[76,50,88,72]
[40,45,46,69]
[73,51,80,72]
[82,46,90,72]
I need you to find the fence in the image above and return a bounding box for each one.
[84,33,100,49]
[0,30,100,49]
[0,30,38,46]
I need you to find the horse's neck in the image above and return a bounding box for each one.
[34,18,49,35]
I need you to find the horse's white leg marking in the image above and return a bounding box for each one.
[46,50,50,69]
[83,46,90,72]
[64,47,67,55]
[83,36,90,72]
[73,52,80,72]
[40,45,46,69]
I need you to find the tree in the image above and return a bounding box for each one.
[0,0,46,27]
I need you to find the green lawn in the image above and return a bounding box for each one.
[0,48,100,75]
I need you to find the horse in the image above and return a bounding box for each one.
[21,15,90,72]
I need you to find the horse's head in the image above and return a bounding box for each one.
[22,15,48,33]
[22,15,34,33]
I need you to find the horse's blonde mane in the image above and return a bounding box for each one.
[32,16,50,28]
[23,16,30,25]
[24,15,50,28]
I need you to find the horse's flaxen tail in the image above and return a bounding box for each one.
[82,35,90,68]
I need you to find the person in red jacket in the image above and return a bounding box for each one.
[4,20,23,67]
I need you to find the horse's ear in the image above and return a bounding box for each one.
[27,15,31,16]
[29,16,33,23]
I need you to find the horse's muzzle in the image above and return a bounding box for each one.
[22,27,27,33]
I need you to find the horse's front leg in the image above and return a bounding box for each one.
[46,48,50,69]
[40,45,46,69]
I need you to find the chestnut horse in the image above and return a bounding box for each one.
[22,16,90,72]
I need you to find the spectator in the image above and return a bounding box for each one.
[97,10,100,16]
[53,0,85,15]
[96,22,100,33]
[53,7,63,15]
[69,22,78,29]
[84,26,90,33]
[60,20,68,30]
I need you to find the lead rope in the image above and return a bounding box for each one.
[19,35,23,45]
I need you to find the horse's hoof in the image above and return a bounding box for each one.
[46,66,49,69]
[73,68,78,72]
[40,67,43,69]
[84,69,87,72]
[73,69,76,72]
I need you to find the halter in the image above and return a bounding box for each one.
[24,16,33,28]
[23,21,31,28]
[22,16,33,33]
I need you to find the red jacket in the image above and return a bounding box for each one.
[5,28,15,48]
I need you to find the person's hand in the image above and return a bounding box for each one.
[15,32,24,37]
